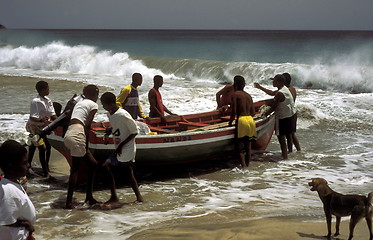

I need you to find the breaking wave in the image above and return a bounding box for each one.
[0,42,372,92]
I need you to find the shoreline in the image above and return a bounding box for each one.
[30,149,372,240]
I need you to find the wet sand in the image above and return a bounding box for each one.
[28,149,372,240]
[128,217,371,240]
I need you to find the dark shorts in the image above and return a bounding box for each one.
[105,155,134,168]
[277,116,294,135]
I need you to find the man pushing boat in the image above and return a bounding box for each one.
[229,75,256,168]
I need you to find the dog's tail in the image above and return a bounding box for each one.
[368,192,373,205]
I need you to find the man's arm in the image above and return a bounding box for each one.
[264,92,284,116]
[216,85,229,108]
[137,102,147,119]
[116,86,130,108]
[84,109,97,148]
[7,219,35,235]
[114,133,137,156]
[254,83,277,96]
[249,96,255,117]
[163,105,175,115]
[229,95,237,126]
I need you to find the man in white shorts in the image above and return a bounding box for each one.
[63,85,99,209]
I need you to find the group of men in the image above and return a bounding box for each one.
[25,71,300,209]
[116,73,175,121]
[217,72,301,164]
[25,73,177,209]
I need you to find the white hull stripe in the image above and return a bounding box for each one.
[48,117,273,150]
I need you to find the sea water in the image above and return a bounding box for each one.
[0,30,373,239]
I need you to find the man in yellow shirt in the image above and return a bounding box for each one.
[116,73,147,119]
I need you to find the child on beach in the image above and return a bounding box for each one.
[101,92,144,207]
[0,140,36,239]
[229,76,256,168]
[63,85,99,209]
[27,80,57,177]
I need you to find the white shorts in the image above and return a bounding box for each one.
[64,124,86,157]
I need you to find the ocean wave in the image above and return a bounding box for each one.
[0,42,178,88]
[1,42,372,92]
[141,57,373,93]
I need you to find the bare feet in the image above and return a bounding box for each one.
[65,203,74,209]
[84,198,99,206]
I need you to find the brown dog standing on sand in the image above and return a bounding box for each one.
[309,178,373,240]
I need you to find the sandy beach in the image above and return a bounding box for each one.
[22,149,371,240]
[127,217,371,240]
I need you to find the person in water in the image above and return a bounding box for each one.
[0,140,36,240]
[216,83,234,111]
[116,73,148,120]
[26,80,57,177]
[148,75,176,121]
[229,76,256,168]
[261,74,296,160]
[63,85,100,209]
[254,73,300,153]
[282,73,301,152]
[101,92,144,207]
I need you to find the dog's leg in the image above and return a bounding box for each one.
[334,216,341,237]
[324,209,332,239]
[348,206,365,240]
[366,210,372,240]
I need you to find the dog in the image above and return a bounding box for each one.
[309,178,373,240]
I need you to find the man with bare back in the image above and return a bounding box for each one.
[229,75,256,168]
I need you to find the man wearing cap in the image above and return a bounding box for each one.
[262,74,295,159]
[254,73,301,153]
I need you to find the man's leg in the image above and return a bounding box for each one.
[44,138,52,172]
[37,145,49,177]
[127,166,144,202]
[66,156,81,209]
[277,135,288,159]
[84,151,98,205]
[103,162,119,204]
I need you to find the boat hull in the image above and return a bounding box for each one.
[47,111,275,166]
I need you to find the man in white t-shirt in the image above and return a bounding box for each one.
[63,85,100,209]
[100,92,144,208]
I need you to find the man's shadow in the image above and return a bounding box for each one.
[297,232,345,240]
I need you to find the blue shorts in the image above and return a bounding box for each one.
[105,155,133,168]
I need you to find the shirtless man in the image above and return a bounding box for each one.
[229,76,256,168]
[148,75,175,121]
[216,83,234,111]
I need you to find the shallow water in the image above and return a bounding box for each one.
[1,30,372,239]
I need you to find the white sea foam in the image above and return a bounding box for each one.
[0,42,179,90]
[1,42,373,92]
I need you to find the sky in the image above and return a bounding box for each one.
[0,0,373,30]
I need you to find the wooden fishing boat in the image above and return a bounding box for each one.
[47,99,275,166]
